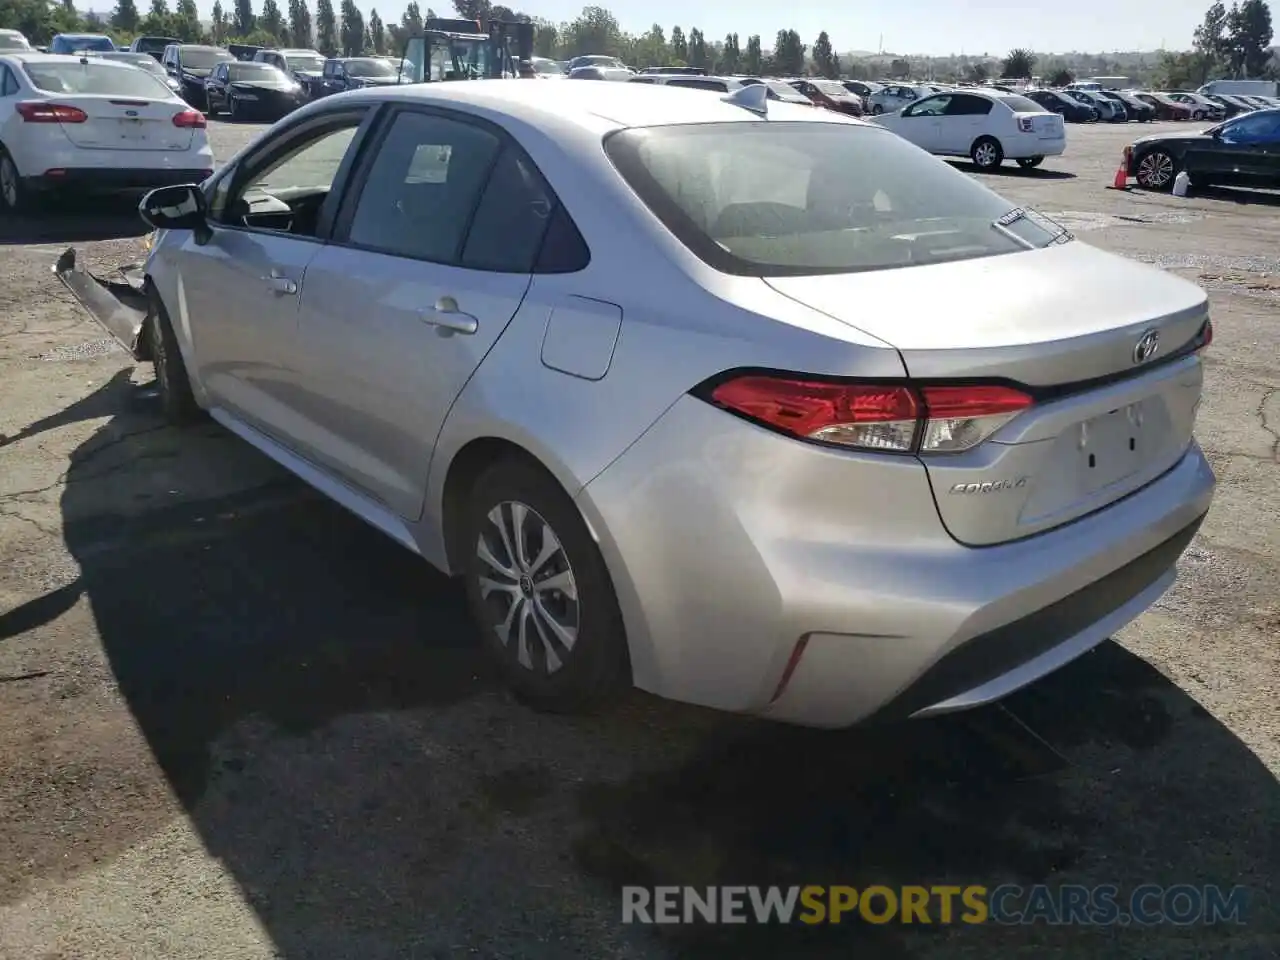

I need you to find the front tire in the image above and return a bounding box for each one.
[871,103,883,115]
[1135,149,1177,190]
[145,287,202,425]
[1017,156,1044,169]
[461,458,629,713]
[0,149,31,214]
[970,136,1004,171]
[229,97,241,122]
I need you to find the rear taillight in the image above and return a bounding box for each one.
[1017,115,1035,132]
[172,109,206,128]
[702,375,1033,454]
[1198,318,1213,351]
[17,101,87,123]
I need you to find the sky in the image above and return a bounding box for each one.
[182,0,1215,56]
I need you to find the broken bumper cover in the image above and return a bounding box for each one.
[53,247,151,361]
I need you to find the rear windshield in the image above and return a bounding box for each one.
[135,37,175,52]
[23,61,172,97]
[0,34,30,50]
[765,81,810,103]
[101,52,163,71]
[812,80,850,97]
[58,35,115,51]
[999,94,1044,112]
[605,122,1068,277]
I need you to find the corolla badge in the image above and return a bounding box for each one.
[1133,328,1160,364]
[948,478,1029,495]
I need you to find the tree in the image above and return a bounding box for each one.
[368,7,384,51]
[773,28,804,74]
[172,0,200,38]
[719,32,739,73]
[288,0,312,45]
[233,0,254,36]
[561,5,622,57]
[211,0,227,41]
[967,61,988,82]
[1048,67,1073,86]
[141,0,172,34]
[111,0,140,31]
[889,57,910,78]
[670,25,686,63]
[315,0,337,52]
[338,0,362,52]
[453,0,490,21]
[743,33,761,74]
[1194,0,1231,75]
[630,23,666,66]
[1001,47,1035,79]
[812,30,837,78]
[259,0,284,40]
[532,18,558,56]
[687,27,707,68]
[1226,0,1274,77]
[1155,50,1198,88]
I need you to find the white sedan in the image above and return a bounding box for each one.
[874,89,1066,170]
[0,52,214,213]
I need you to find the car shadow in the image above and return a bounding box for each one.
[954,162,1077,180]
[1,372,1275,957]
[0,195,149,246]
[1192,185,1280,207]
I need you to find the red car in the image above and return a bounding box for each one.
[788,78,865,117]
[1134,92,1194,121]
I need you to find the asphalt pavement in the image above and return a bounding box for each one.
[0,116,1276,960]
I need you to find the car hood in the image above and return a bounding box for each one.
[1130,130,1214,147]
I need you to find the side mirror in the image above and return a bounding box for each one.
[139,183,210,243]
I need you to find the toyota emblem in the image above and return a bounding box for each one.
[1132,329,1160,365]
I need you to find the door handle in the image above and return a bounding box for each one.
[422,295,478,335]
[267,269,297,296]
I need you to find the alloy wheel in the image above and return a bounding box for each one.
[973,142,998,168]
[1137,151,1175,189]
[476,500,579,675]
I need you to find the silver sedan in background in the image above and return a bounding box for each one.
[59,81,1214,728]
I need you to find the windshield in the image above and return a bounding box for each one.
[345,57,396,77]
[23,61,172,97]
[101,52,165,73]
[286,54,324,72]
[181,47,232,69]
[765,81,810,103]
[605,122,1066,277]
[812,80,850,97]
[229,63,288,80]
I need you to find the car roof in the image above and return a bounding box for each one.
[3,52,132,67]
[325,78,860,130]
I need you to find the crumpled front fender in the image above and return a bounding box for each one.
[53,247,152,362]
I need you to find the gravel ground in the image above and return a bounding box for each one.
[0,116,1276,960]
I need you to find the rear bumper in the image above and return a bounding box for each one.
[25,167,213,193]
[577,394,1215,728]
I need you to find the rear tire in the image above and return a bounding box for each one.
[970,136,1004,171]
[145,287,203,425]
[461,458,630,714]
[0,149,32,215]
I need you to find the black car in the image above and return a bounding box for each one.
[228,43,263,62]
[1202,93,1250,118]
[313,56,402,97]
[162,43,235,110]
[253,48,327,98]
[205,61,306,120]
[1126,107,1280,191]
[1099,90,1155,122]
[1026,89,1095,122]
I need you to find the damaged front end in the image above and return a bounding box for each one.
[53,245,153,362]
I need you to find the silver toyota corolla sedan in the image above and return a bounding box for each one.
[58,80,1215,728]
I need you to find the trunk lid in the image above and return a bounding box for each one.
[766,242,1209,545]
[53,94,194,151]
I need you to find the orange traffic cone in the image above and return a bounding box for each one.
[1108,159,1128,190]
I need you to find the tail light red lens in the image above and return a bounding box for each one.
[17,101,88,123]
[703,375,1034,455]
[172,109,207,128]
